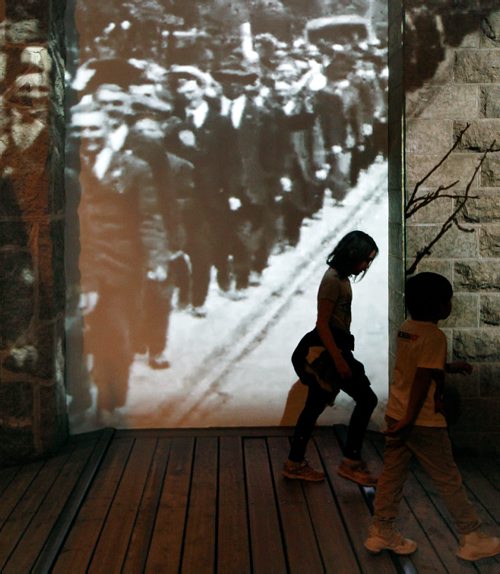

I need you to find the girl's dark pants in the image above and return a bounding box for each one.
[288,350,378,463]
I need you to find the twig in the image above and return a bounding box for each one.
[405,182,461,217]
[406,139,495,276]
[406,123,470,208]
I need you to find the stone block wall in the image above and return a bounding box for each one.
[0,1,68,465]
[1,0,498,464]
[403,2,500,452]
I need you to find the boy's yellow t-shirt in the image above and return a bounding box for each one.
[386,319,447,427]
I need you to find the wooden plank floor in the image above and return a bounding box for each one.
[0,426,498,573]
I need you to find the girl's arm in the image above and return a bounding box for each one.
[316,298,352,379]
[385,367,436,435]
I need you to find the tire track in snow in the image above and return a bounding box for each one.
[172,162,388,424]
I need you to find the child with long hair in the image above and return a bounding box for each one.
[283,230,379,485]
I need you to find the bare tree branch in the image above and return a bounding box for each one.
[406,123,471,208]
[406,138,496,276]
[405,182,462,218]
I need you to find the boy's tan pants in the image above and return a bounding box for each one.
[373,420,481,535]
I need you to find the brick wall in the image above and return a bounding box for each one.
[0,1,68,465]
[402,2,500,452]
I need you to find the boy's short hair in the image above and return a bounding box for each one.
[405,272,453,320]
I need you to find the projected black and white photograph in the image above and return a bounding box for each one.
[64,0,389,431]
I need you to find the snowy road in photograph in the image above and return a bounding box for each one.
[117,158,389,431]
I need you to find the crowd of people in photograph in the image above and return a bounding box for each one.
[65,6,387,418]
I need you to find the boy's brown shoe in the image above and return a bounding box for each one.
[457,530,500,561]
[282,460,325,482]
[337,458,378,487]
[364,525,417,555]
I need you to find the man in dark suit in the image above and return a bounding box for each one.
[213,65,278,291]
[266,73,321,247]
[125,117,195,369]
[77,113,190,420]
[214,62,320,283]
[314,53,356,200]
[171,71,234,314]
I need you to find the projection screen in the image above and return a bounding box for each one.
[64,0,389,431]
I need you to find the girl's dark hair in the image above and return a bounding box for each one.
[405,272,453,320]
[326,230,378,278]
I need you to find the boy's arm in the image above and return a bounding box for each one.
[445,361,473,375]
[385,367,437,435]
